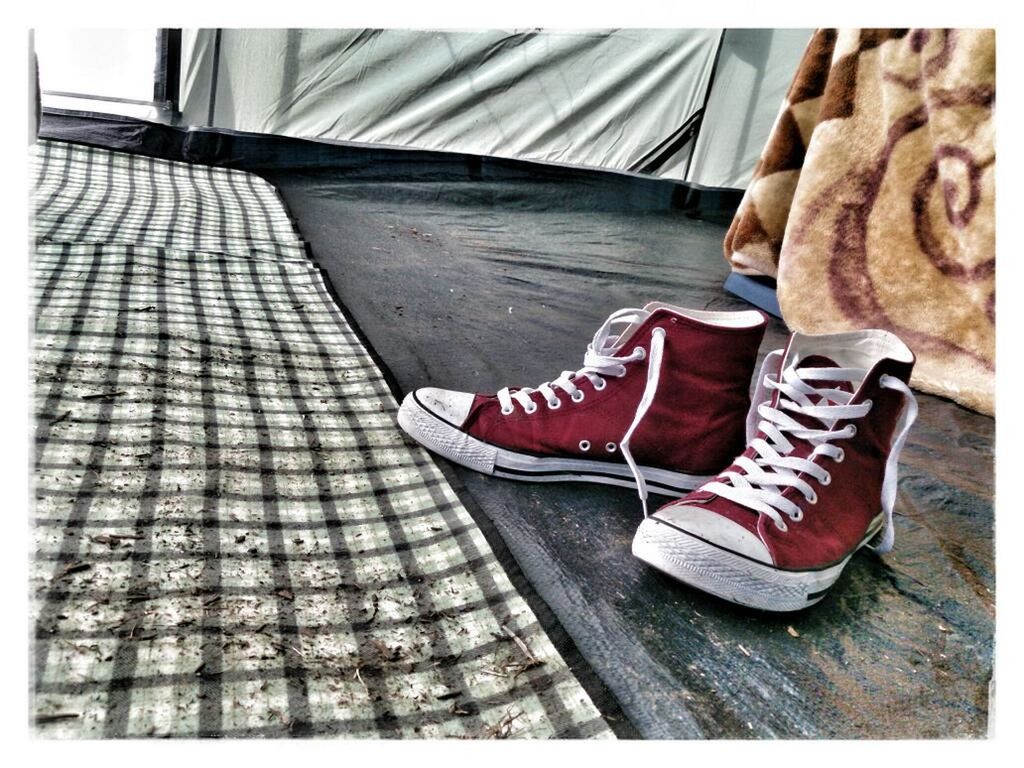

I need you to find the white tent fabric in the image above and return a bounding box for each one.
[38,28,812,189]
[686,29,813,189]
[180,29,722,178]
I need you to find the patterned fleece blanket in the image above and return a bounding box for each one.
[724,29,995,415]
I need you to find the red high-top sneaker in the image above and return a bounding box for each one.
[631,329,919,611]
[397,303,767,496]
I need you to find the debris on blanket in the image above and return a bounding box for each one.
[30,140,614,740]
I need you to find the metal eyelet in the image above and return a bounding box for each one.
[500,405,514,416]
[615,366,628,378]
[806,490,818,505]
[546,398,562,410]
[862,399,874,410]
[593,378,607,391]
[579,440,591,452]
[524,402,538,415]
[820,472,832,486]
[605,442,617,453]
[834,448,845,463]
[571,390,585,403]
[776,520,788,532]
[791,509,804,522]
[847,424,858,437]
[633,346,646,361]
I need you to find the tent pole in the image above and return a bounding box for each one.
[154,28,182,121]
[683,27,727,182]
[207,29,223,127]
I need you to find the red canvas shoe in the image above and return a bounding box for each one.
[397,302,767,495]
[631,329,919,611]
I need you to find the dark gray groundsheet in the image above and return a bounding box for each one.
[267,168,995,738]
[30,140,615,739]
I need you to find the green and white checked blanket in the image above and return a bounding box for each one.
[30,139,615,739]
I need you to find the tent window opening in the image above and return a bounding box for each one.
[35,28,180,121]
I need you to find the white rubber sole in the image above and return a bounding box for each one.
[632,514,884,612]
[397,391,712,496]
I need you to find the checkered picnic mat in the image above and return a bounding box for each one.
[30,139,614,739]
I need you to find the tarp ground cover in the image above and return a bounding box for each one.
[266,163,993,738]
[30,139,613,739]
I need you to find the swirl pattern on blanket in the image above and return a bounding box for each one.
[725,29,995,415]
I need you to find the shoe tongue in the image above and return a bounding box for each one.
[794,353,839,370]
[794,353,852,393]
[782,353,854,432]
[600,308,652,354]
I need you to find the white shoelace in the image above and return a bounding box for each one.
[496,308,652,415]
[698,356,918,553]
[620,328,666,517]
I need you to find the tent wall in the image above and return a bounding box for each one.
[179,28,723,180]
[39,28,812,189]
[685,28,813,189]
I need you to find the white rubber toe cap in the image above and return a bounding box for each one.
[414,387,476,428]
[653,504,773,564]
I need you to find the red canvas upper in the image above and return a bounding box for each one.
[655,336,916,569]
[460,307,767,476]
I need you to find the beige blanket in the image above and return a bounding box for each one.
[725,29,995,415]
